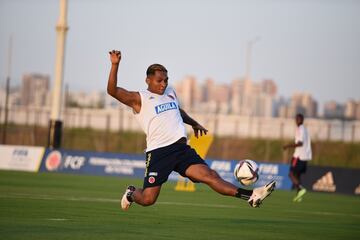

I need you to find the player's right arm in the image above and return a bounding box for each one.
[107,50,141,113]
[283,127,304,150]
[283,142,303,150]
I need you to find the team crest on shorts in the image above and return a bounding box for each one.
[148,176,156,184]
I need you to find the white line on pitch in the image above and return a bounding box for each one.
[1,193,359,218]
[47,218,69,221]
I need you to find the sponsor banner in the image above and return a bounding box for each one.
[0,144,45,172]
[255,162,292,189]
[39,149,293,190]
[302,166,360,195]
[39,149,146,178]
[6,146,359,194]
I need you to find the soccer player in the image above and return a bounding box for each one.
[283,113,312,202]
[107,50,275,210]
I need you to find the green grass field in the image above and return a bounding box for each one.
[0,170,359,240]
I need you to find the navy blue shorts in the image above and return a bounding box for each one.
[143,138,207,189]
[290,157,307,175]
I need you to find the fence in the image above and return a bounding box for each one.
[1,106,359,142]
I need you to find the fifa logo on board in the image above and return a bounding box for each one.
[258,164,279,175]
[211,161,231,171]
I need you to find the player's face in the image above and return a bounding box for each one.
[295,116,303,126]
[146,71,168,95]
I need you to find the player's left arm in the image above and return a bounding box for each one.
[179,108,208,138]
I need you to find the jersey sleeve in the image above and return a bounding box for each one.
[166,87,181,105]
[171,88,178,99]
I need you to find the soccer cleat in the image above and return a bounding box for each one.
[121,185,136,211]
[293,188,306,202]
[248,180,276,208]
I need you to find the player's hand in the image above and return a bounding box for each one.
[192,124,208,138]
[109,50,121,65]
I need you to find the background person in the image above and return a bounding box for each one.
[283,113,312,202]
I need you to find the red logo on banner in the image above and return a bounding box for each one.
[45,151,62,171]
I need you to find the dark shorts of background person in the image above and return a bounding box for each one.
[290,157,307,175]
[143,137,207,189]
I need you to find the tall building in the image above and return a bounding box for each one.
[278,101,303,118]
[230,78,242,114]
[173,76,201,111]
[230,78,252,115]
[261,79,277,97]
[344,99,360,120]
[291,92,318,118]
[174,76,277,116]
[323,101,345,119]
[202,79,231,113]
[273,96,288,117]
[21,73,50,107]
[230,78,276,117]
[278,92,318,118]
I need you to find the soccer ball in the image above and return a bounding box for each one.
[234,159,259,186]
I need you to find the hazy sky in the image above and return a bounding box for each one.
[1,0,360,107]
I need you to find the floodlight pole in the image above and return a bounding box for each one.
[48,0,69,148]
[1,36,12,144]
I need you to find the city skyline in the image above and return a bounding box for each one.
[2,72,360,120]
[1,0,360,109]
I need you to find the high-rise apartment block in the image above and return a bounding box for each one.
[175,77,276,116]
[344,100,360,120]
[230,78,275,117]
[21,73,50,107]
[278,92,318,118]
[173,76,202,112]
[324,101,345,119]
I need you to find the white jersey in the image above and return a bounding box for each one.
[293,124,312,161]
[134,87,187,152]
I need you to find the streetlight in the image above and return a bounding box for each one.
[1,35,12,144]
[245,36,261,81]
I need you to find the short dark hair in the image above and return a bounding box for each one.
[296,113,304,121]
[146,64,167,77]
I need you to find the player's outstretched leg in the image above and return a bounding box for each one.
[185,164,276,208]
[121,185,136,211]
[248,180,276,208]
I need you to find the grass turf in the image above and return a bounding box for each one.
[0,170,359,240]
